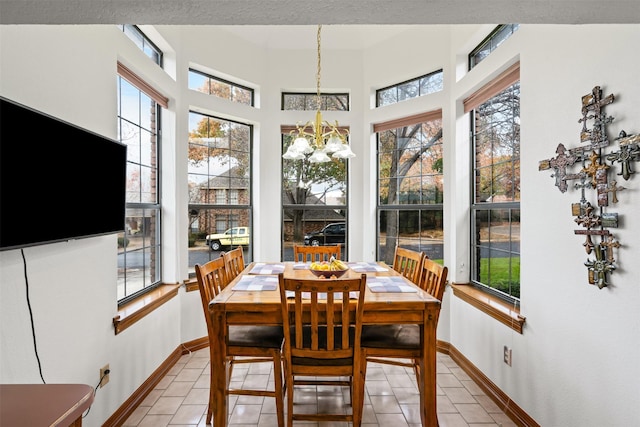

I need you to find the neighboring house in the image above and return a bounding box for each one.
[197,166,250,234]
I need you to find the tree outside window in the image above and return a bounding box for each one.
[376,116,444,265]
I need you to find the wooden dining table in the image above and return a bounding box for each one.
[208,261,441,427]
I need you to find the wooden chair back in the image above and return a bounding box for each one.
[278,272,367,425]
[195,256,229,330]
[223,246,245,281]
[293,244,341,263]
[392,245,425,285]
[417,257,448,303]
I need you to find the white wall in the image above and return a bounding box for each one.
[0,25,185,426]
[1,23,639,427]
[447,24,640,427]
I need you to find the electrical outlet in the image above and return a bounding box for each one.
[503,346,512,366]
[100,364,110,387]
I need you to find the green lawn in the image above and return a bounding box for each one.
[480,256,520,298]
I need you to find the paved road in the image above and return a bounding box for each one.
[121,241,517,270]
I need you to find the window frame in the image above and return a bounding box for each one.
[375,69,444,108]
[280,130,350,261]
[281,92,350,111]
[374,111,444,265]
[116,65,165,305]
[187,111,254,276]
[188,68,254,106]
[468,24,520,70]
[119,25,163,67]
[467,65,521,305]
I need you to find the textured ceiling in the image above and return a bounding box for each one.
[1,0,639,25]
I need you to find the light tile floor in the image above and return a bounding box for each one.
[123,348,517,426]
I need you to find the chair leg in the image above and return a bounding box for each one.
[272,351,285,427]
[205,348,215,424]
[285,370,294,427]
[353,353,367,427]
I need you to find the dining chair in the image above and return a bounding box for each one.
[223,245,245,280]
[360,256,448,385]
[195,257,285,426]
[293,243,341,263]
[392,244,425,285]
[277,272,367,427]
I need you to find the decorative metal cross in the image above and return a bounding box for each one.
[584,245,616,289]
[600,234,621,263]
[573,202,601,254]
[538,143,581,193]
[579,86,615,146]
[607,131,640,180]
[538,85,635,290]
[603,180,626,204]
[581,150,609,190]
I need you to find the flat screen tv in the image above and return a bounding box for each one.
[0,97,127,251]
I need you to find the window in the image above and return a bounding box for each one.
[119,25,162,66]
[282,93,349,111]
[375,111,444,265]
[116,62,168,303]
[469,24,519,70]
[281,128,349,261]
[188,69,254,106]
[376,70,443,107]
[187,112,252,274]
[229,189,239,205]
[215,189,226,204]
[465,63,520,302]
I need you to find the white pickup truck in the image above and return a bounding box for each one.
[205,227,250,251]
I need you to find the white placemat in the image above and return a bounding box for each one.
[233,275,278,291]
[367,276,417,293]
[249,263,285,274]
[347,262,388,272]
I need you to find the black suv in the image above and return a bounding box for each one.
[304,222,346,246]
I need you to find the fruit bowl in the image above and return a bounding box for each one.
[309,267,348,278]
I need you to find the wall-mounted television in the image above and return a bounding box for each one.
[0,97,127,251]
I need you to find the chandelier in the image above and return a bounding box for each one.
[282,25,355,163]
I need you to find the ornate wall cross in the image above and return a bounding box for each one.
[600,234,621,263]
[539,143,581,193]
[584,245,616,289]
[579,86,615,146]
[574,202,602,254]
[607,131,640,180]
[603,180,626,204]
[539,85,636,289]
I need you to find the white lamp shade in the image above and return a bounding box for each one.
[292,136,314,154]
[324,135,343,153]
[332,144,356,159]
[282,145,306,160]
[308,149,331,163]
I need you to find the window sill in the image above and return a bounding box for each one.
[451,284,525,334]
[113,283,181,335]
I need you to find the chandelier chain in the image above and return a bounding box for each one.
[316,24,322,111]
